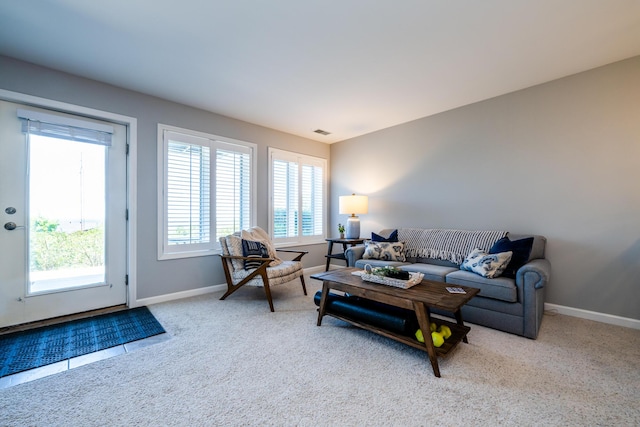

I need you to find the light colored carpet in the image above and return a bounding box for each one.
[1,276,639,426]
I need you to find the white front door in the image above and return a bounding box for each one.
[0,100,128,327]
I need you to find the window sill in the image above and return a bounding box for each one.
[273,239,326,249]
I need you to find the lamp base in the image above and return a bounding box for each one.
[345,216,360,239]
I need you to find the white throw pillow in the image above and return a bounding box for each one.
[460,249,513,278]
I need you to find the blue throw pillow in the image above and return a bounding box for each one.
[371,229,398,242]
[241,239,269,270]
[489,237,534,279]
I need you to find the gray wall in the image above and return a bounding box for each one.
[0,55,330,300]
[331,56,640,321]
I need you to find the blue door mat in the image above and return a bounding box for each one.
[0,306,165,377]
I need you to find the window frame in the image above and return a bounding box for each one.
[268,147,327,246]
[157,124,256,260]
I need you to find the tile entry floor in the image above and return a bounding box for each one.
[0,333,171,390]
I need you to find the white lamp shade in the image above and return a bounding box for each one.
[339,194,368,216]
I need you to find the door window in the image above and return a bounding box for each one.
[28,134,107,294]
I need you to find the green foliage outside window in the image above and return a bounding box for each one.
[30,217,104,271]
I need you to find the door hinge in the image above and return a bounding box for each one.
[125,209,129,221]
[126,143,130,155]
[125,274,129,286]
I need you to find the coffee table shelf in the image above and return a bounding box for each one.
[312,268,479,377]
[322,310,470,357]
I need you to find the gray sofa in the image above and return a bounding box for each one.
[345,228,551,339]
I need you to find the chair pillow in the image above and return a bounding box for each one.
[225,234,245,272]
[362,241,406,262]
[241,239,269,270]
[241,228,282,267]
[371,229,398,242]
[489,236,534,278]
[460,249,513,279]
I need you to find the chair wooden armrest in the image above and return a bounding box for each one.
[219,254,275,263]
[275,249,308,262]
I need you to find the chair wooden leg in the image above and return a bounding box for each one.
[219,259,272,308]
[220,284,241,301]
[300,275,307,295]
[256,268,275,312]
[263,282,275,312]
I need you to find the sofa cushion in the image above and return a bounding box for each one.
[371,229,398,242]
[399,263,458,282]
[460,249,512,278]
[446,270,518,303]
[489,236,534,278]
[363,241,406,262]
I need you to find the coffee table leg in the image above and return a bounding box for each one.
[453,310,469,343]
[317,281,330,326]
[413,301,440,378]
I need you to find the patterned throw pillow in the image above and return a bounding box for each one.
[362,241,406,262]
[241,239,269,270]
[241,229,282,267]
[460,249,513,279]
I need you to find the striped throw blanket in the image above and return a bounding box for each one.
[399,228,508,265]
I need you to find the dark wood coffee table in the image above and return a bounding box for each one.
[311,268,480,377]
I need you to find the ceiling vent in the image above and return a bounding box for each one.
[313,129,331,136]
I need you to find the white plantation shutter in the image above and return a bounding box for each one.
[164,131,212,253]
[302,164,324,236]
[159,126,256,259]
[215,142,252,241]
[269,148,326,243]
[272,158,298,238]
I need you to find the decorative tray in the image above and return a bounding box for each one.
[360,270,424,289]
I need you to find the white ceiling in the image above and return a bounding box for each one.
[1,1,639,143]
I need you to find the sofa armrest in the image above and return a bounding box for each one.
[345,245,366,267]
[517,258,551,339]
[517,258,551,289]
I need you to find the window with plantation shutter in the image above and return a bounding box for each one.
[215,142,252,240]
[269,148,326,245]
[166,136,211,248]
[158,125,256,260]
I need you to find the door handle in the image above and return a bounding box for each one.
[4,222,25,231]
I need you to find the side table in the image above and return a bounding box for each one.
[324,237,365,271]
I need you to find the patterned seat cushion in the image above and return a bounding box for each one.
[232,260,304,287]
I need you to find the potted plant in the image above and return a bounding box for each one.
[338,223,345,239]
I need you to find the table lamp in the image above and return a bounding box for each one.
[339,194,368,239]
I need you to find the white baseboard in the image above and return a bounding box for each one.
[133,265,327,307]
[545,303,640,330]
[133,284,225,307]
